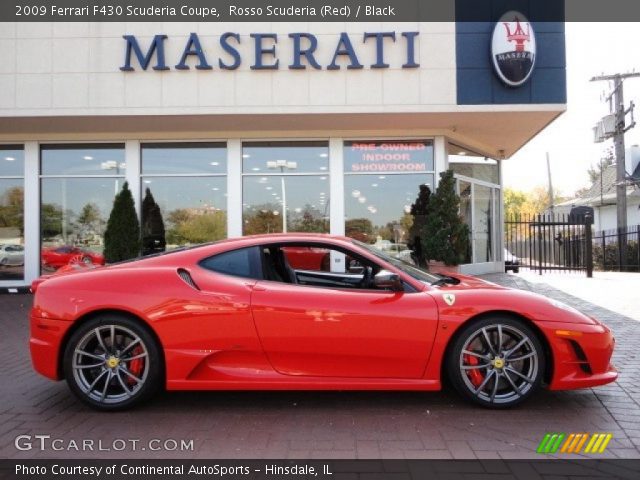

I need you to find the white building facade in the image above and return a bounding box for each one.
[0,20,566,287]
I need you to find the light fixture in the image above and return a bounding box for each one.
[212,187,219,191]
[320,177,327,180]
[4,156,15,161]
[319,166,328,171]
[351,190,360,198]
[458,151,467,156]
[252,167,261,171]
[378,175,386,179]
[144,180,152,184]
[358,197,367,203]
[371,183,378,187]
[319,153,328,158]
[242,154,250,158]
[83,156,93,160]
[266,186,273,190]
[273,210,279,215]
[294,207,302,213]
[210,161,219,166]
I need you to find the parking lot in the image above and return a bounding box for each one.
[0,273,639,460]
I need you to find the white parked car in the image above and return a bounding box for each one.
[0,244,25,266]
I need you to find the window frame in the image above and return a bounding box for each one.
[198,246,263,280]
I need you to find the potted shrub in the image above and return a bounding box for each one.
[421,170,470,273]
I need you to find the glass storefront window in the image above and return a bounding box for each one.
[242,142,329,174]
[141,143,228,252]
[448,143,499,184]
[344,173,434,246]
[40,145,125,272]
[142,142,226,175]
[41,144,125,176]
[343,140,434,255]
[0,146,24,281]
[242,142,329,234]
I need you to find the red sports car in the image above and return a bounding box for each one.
[41,245,105,270]
[29,234,617,411]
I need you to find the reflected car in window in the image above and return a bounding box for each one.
[0,244,24,266]
[29,234,617,411]
[41,246,105,270]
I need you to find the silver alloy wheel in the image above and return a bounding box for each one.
[71,325,149,405]
[459,324,539,405]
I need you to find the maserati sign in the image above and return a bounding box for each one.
[491,11,536,87]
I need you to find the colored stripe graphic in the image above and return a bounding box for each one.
[538,433,612,454]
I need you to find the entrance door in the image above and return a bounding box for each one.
[456,176,501,268]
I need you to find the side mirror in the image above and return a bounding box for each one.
[373,270,403,291]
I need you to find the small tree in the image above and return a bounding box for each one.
[421,170,470,266]
[141,188,166,255]
[103,182,141,263]
[408,184,431,267]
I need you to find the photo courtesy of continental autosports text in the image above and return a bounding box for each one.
[0,0,639,479]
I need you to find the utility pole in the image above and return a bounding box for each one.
[591,72,639,268]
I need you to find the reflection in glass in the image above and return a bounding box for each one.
[41,144,125,176]
[448,143,499,184]
[141,143,227,175]
[40,178,119,270]
[242,142,329,173]
[344,174,434,249]
[0,179,25,280]
[458,180,472,264]
[0,147,24,176]
[344,140,433,173]
[243,176,329,234]
[474,184,493,263]
[141,177,227,249]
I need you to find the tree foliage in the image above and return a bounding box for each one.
[141,188,166,255]
[345,218,374,242]
[421,170,470,266]
[103,182,141,263]
[407,184,431,266]
[243,205,283,235]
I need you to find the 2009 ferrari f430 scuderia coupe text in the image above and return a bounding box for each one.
[29,234,617,410]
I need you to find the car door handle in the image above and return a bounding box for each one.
[252,284,267,291]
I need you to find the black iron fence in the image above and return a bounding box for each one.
[592,225,640,272]
[504,213,593,276]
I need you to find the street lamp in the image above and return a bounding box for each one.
[267,159,297,232]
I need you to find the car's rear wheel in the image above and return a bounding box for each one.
[446,316,545,408]
[63,315,162,411]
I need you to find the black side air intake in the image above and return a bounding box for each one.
[177,268,200,290]
[568,339,592,375]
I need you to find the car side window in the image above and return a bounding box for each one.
[199,247,261,279]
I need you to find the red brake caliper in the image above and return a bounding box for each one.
[463,354,484,388]
[126,345,144,385]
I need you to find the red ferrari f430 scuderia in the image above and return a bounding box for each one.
[29,234,617,410]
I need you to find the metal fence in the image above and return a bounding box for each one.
[504,213,593,276]
[592,225,640,272]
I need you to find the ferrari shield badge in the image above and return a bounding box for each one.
[442,293,456,306]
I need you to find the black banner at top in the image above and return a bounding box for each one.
[0,0,639,22]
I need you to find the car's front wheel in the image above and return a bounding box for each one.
[63,315,162,411]
[447,316,545,408]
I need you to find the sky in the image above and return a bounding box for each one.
[502,23,640,197]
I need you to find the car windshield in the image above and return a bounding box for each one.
[352,240,440,284]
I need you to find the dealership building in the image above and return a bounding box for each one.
[0,19,566,288]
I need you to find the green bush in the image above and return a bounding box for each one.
[103,182,141,263]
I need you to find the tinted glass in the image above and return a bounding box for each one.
[242,142,328,173]
[41,144,125,176]
[142,143,227,175]
[243,175,329,234]
[0,178,24,280]
[344,173,434,245]
[0,147,24,176]
[344,140,433,173]
[200,248,256,278]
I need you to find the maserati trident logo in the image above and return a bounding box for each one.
[491,11,536,87]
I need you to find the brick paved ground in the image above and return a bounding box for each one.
[0,274,638,460]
